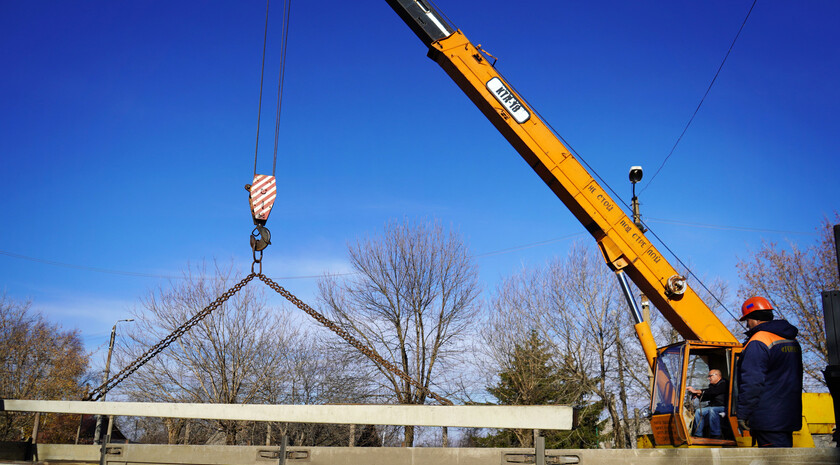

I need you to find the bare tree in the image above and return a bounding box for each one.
[317,219,480,446]
[0,294,90,441]
[736,213,840,388]
[547,242,629,447]
[260,331,375,446]
[117,260,297,444]
[483,242,651,448]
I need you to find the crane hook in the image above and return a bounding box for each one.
[250,224,272,252]
[246,174,276,254]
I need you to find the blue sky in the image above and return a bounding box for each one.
[1,1,838,364]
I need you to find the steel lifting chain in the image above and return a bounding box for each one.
[84,273,257,401]
[256,273,453,406]
[85,265,451,406]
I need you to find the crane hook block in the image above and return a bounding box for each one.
[248,174,277,226]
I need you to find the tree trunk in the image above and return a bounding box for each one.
[606,396,623,448]
[163,418,183,445]
[633,408,641,445]
[513,428,532,447]
[220,420,237,445]
[402,425,414,447]
[615,337,633,448]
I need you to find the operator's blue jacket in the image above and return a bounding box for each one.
[736,319,803,432]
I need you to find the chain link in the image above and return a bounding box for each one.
[256,274,453,406]
[252,248,263,274]
[84,273,257,401]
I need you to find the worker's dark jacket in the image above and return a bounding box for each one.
[736,320,803,432]
[699,379,727,407]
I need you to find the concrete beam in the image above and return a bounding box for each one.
[1,400,573,430]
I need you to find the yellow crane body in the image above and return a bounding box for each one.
[384,0,833,447]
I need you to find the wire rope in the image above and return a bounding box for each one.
[505,72,740,321]
[271,0,292,176]
[252,0,293,177]
[252,0,270,176]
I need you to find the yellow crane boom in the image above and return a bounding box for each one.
[387,0,735,348]
[384,0,832,447]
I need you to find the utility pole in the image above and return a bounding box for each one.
[822,224,840,448]
[93,318,133,445]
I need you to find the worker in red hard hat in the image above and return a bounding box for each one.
[735,296,803,447]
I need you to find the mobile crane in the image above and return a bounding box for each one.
[384,0,835,447]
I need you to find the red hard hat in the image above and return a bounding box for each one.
[740,296,773,321]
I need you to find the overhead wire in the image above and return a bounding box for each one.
[473,232,586,258]
[646,217,817,235]
[623,0,757,322]
[0,250,173,278]
[640,0,759,194]
[0,249,348,281]
[0,215,812,282]
[0,233,581,281]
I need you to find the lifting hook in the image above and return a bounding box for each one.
[250,224,272,252]
[246,174,277,253]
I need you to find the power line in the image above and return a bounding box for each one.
[641,0,759,194]
[0,249,351,281]
[473,232,585,258]
[0,233,583,281]
[0,250,172,278]
[646,217,816,235]
[0,215,813,280]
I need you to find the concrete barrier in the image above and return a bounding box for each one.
[14,444,838,465]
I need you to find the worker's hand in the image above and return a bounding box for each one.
[737,419,750,432]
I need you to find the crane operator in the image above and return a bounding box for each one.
[687,369,728,439]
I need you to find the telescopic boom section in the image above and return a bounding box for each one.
[386,0,737,344]
[385,0,455,45]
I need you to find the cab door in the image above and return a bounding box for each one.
[649,343,690,446]
[681,342,738,446]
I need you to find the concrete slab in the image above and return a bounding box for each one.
[1,399,573,430]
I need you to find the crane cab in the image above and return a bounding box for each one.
[648,341,743,447]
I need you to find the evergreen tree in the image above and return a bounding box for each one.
[475,330,604,448]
